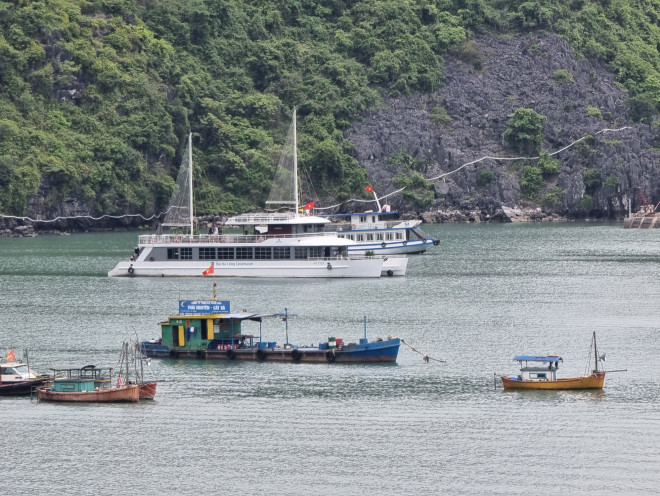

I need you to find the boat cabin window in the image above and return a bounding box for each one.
[395,232,403,240]
[310,247,324,258]
[1,367,16,374]
[366,233,374,241]
[356,234,364,242]
[255,247,271,259]
[180,247,192,260]
[376,233,384,241]
[273,247,290,259]
[200,247,216,260]
[359,215,367,223]
[348,235,355,241]
[218,247,234,259]
[371,216,377,223]
[167,248,179,260]
[236,247,252,259]
[529,373,547,379]
[386,233,394,241]
[295,247,307,259]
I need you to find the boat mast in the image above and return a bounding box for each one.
[593,331,599,372]
[293,108,299,215]
[188,131,194,237]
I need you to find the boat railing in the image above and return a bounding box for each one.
[139,232,351,245]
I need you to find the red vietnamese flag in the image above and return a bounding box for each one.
[304,201,314,210]
[6,349,16,362]
[202,264,214,276]
[365,185,373,192]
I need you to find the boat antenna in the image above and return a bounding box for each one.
[293,108,299,216]
[285,307,289,345]
[188,131,194,237]
[364,316,367,341]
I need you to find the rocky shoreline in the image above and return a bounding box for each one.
[1,207,623,237]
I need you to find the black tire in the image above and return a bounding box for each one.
[128,266,134,274]
[256,349,266,361]
[325,351,336,362]
[292,349,302,362]
[227,349,236,360]
[381,242,386,248]
[386,270,394,277]
[402,240,407,245]
[327,263,332,270]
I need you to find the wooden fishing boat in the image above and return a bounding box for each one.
[501,332,606,390]
[117,341,158,400]
[37,365,139,402]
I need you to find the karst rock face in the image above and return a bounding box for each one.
[347,34,659,222]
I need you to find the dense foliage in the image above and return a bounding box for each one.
[1,0,659,216]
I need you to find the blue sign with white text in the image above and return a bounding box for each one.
[179,300,230,314]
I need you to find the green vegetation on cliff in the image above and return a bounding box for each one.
[0,0,658,217]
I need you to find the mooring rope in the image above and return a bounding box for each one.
[400,338,446,363]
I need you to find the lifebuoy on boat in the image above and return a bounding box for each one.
[220,236,227,243]
[351,224,356,230]
[152,236,157,243]
[258,236,265,242]
[174,235,182,243]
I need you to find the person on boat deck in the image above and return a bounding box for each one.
[208,226,213,235]
[213,226,219,235]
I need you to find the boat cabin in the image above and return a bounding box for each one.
[1,362,39,383]
[158,301,273,352]
[513,355,563,381]
[48,365,114,392]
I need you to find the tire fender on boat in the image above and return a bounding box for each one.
[327,263,332,270]
[256,349,266,361]
[227,349,236,360]
[402,240,407,245]
[291,349,302,362]
[381,242,386,248]
[128,265,134,274]
[326,351,336,362]
[386,270,394,277]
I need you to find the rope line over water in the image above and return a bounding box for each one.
[401,338,446,363]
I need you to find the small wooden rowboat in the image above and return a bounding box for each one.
[501,332,606,390]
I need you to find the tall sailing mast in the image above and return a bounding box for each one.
[188,132,194,236]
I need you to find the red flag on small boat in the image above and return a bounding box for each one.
[304,201,314,210]
[365,185,373,192]
[202,264,214,276]
[6,349,15,362]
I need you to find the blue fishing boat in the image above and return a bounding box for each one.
[140,289,399,363]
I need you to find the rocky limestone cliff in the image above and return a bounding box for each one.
[346,34,659,222]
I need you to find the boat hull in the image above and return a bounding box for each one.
[37,384,140,402]
[381,256,408,277]
[109,258,383,278]
[501,372,605,390]
[348,238,436,256]
[0,378,51,395]
[142,339,400,364]
[138,381,157,399]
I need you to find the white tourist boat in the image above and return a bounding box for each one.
[109,115,390,278]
